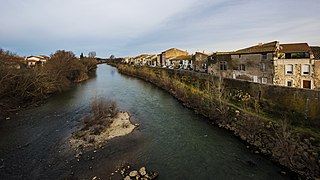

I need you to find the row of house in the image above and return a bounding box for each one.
[124,41,320,90]
[123,48,201,71]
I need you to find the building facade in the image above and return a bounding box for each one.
[208,41,278,84]
[274,43,315,89]
[193,52,209,73]
[160,48,188,67]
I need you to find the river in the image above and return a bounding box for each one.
[0,64,291,179]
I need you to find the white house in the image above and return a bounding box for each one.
[25,55,49,66]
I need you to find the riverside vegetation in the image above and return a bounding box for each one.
[114,63,320,179]
[0,49,97,118]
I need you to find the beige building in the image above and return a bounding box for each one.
[274,43,315,89]
[25,55,49,67]
[160,48,188,67]
[193,52,209,73]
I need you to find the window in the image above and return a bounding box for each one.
[302,65,310,75]
[287,80,293,87]
[261,53,267,60]
[202,63,207,69]
[284,52,310,59]
[285,53,291,59]
[285,64,293,75]
[291,52,309,59]
[240,64,246,71]
[253,76,258,83]
[262,77,267,84]
[220,61,227,70]
[260,63,266,72]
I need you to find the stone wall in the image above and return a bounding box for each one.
[314,60,320,89]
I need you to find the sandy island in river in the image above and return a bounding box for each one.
[70,111,137,150]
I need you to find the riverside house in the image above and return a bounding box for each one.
[25,55,49,67]
[193,52,209,73]
[311,46,320,89]
[160,48,189,67]
[273,43,315,89]
[208,41,278,84]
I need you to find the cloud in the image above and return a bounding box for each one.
[0,0,319,57]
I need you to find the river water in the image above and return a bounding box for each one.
[0,64,291,179]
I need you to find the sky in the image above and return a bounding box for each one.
[1,0,320,58]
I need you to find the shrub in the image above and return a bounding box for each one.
[82,97,119,134]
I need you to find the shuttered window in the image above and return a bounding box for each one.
[302,65,310,75]
[285,64,293,74]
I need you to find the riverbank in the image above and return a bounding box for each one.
[0,50,98,119]
[114,63,320,179]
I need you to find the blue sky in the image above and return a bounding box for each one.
[1,0,319,58]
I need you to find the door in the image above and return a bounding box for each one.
[303,80,311,89]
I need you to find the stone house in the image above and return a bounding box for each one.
[310,46,320,89]
[193,52,209,73]
[160,48,188,67]
[274,43,316,89]
[208,41,278,84]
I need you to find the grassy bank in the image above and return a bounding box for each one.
[114,63,320,179]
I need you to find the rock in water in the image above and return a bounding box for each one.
[150,172,159,179]
[129,170,138,177]
[139,167,146,176]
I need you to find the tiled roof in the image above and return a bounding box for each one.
[279,43,311,53]
[134,54,151,58]
[311,46,320,59]
[234,41,278,54]
[170,55,192,61]
[195,52,209,56]
[216,52,232,55]
[162,48,187,54]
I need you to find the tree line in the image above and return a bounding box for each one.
[0,49,98,117]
